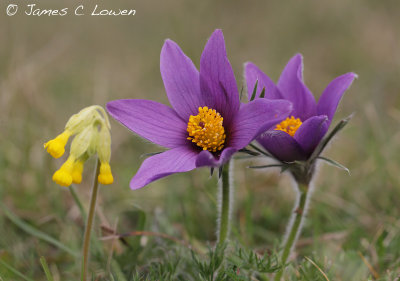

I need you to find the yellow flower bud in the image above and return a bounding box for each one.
[44,130,71,158]
[71,160,85,184]
[98,162,113,185]
[52,156,75,187]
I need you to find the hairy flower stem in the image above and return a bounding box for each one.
[81,160,101,281]
[217,160,233,247]
[274,181,309,281]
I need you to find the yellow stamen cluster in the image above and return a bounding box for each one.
[44,105,114,187]
[275,116,302,137]
[187,106,226,152]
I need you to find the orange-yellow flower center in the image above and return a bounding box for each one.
[187,107,226,152]
[275,116,302,137]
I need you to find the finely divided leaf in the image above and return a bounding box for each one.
[259,87,266,98]
[250,80,259,101]
[309,114,353,162]
[318,156,350,175]
[248,164,284,169]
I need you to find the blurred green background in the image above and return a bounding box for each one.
[1,0,400,280]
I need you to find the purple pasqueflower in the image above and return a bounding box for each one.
[245,54,356,162]
[107,30,292,189]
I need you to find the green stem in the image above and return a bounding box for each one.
[274,182,309,281]
[81,160,101,281]
[217,160,232,246]
[70,184,104,264]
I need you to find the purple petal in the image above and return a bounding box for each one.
[130,147,198,190]
[317,72,357,124]
[277,54,317,120]
[245,62,282,101]
[107,99,187,148]
[257,130,307,162]
[195,147,237,168]
[200,29,240,126]
[160,40,203,120]
[229,99,292,149]
[294,115,329,156]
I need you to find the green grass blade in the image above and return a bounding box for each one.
[69,185,87,222]
[1,204,78,257]
[111,259,128,281]
[40,257,54,281]
[0,259,35,281]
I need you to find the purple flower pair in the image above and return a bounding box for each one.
[245,56,356,163]
[107,29,356,190]
[107,30,292,189]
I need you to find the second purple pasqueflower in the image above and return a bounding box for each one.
[245,54,356,163]
[107,30,292,189]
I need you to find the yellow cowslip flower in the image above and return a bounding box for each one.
[98,162,113,185]
[44,106,105,159]
[45,105,113,187]
[97,124,113,185]
[44,130,72,158]
[52,156,75,187]
[71,159,85,184]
